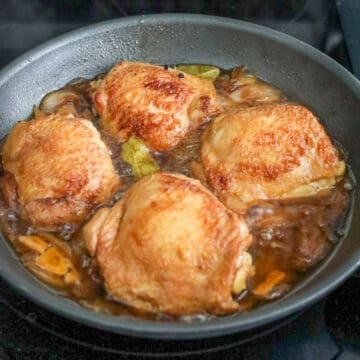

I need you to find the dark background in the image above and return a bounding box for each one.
[0,0,353,71]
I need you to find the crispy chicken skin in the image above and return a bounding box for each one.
[83,173,253,315]
[1,112,120,228]
[198,103,345,212]
[92,61,222,151]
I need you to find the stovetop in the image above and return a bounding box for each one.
[0,1,359,359]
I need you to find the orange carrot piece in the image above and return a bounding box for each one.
[35,247,71,276]
[253,270,286,297]
[18,235,49,254]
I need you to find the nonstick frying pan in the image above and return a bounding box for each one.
[0,14,358,339]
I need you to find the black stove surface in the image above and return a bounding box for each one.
[0,1,359,359]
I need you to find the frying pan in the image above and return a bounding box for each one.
[0,14,358,339]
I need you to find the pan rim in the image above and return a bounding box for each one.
[0,13,358,339]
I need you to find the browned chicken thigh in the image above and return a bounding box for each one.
[1,112,120,228]
[197,103,345,212]
[83,173,253,316]
[92,61,222,151]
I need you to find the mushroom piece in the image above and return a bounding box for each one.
[40,89,94,120]
[215,66,284,109]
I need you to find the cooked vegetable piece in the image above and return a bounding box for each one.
[27,262,65,287]
[232,268,248,295]
[253,270,286,297]
[39,89,93,120]
[121,137,160,178]
[20,232,81,287]
[285,178,337,197]
[38,232,71,255]
[35,246,71,276]
[40,90,79,112]
[232,252,254,294]
[175,64,220,81]
[18,235,49,254]
[64,267,81,285]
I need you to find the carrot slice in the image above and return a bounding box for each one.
[35,247,71,276]
[18,235,49,254]
[253,270,286,297]
[27,262,65,288]
[38,232,71,255]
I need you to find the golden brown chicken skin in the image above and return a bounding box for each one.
[198,103,345,212]
[1,112,120,228]
[83,173,253,316]
[92,61,222,151]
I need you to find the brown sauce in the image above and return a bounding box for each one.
[0,66,353,321]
